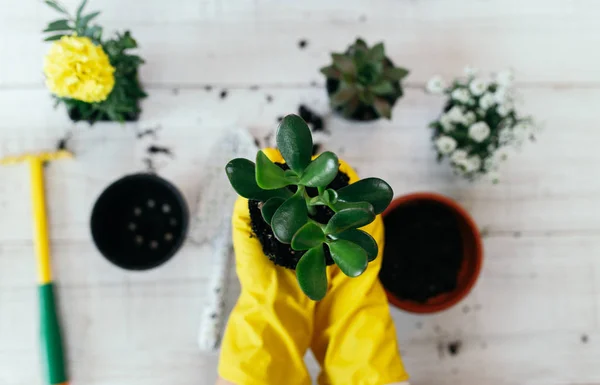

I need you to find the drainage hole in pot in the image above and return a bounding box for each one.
[133,207,142,216]
[169,218,177,226]
[164,233,173,241]
[135,235,144,245]
[147,199,156,208]
[149,240,159,249]
[128,222,137,231]
[162,203,171,213]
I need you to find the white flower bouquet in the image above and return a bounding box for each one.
[427,68,536,182]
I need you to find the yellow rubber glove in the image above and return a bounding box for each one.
[218,149,409,385]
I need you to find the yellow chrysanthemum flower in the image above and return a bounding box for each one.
[43,35,115,103]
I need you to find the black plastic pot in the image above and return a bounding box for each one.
[326,57,403,122]
[90,173,189,270]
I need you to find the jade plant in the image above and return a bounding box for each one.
[225,114,393,300]
[320,38,409,121]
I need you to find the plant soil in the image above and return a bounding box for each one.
[326,57,403,122]
[379,200,464,303]
[248,163,350,270]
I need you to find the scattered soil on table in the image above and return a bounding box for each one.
[56,131,72,152]
[582,334,589,344]
[266,94,273,103]
[172,88,179,95]
[298,104,325,132]
[448,340,462,356]
[250,85,259,91]
[137,127,159,139]
[147,145,173,157]
[298,39,308,49]
[248,163,349,269]
[205,85,213,91]
[220,90,228,99]
[379,199,464,303]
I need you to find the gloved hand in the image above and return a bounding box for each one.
[218,148,409,385]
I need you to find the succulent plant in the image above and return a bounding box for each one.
[225,115,393,300]
[320,38,409,120]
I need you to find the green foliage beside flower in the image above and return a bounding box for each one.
[225,115,393,300]
[427,68,536,182]
[42,0,146,123]
[321,38,409,120]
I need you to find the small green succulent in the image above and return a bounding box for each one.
[225,114,393,300]
[320,38,409,120]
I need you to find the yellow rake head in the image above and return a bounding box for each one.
[0,149,73,166]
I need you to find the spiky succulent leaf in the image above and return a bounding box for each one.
[373,97,392,119]
[321,38,408,120]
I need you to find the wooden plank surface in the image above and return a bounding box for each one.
[1,0,599,384]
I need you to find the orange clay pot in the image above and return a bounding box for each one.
[382,192,483,314]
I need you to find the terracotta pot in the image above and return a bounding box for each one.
[381,192,483,314]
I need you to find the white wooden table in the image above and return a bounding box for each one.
[1,1,600,384]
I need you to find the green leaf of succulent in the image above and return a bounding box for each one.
[358,89,375,105]
[331,200,373,212]
[331,85,357,107]
[341,97,360,118]
[336,177,394,214]
[76,0,88,19]
[368,42,385,62]
[384,67,410,81]
[327,240,368,277]
[271,192,308,243]
[370,81,396,96]
[320,65,341,80]
[322,189,338,205]
[44,34,66,41]
[331,229,378,262]
[43,19,71,32]
[354,48,368,68]
[225,158,291,201]
[300,152,339,187]
[276,114,313,174]
[45,1,69,15]
[332,53,356,74]
[373,97,392,119]
[77,11,101,29]
[296,246,328,301]
[291,222,326,251]
[256,151,290,190]
[354,38,368,49]
[261,197,285,225]
[325,208,375,235]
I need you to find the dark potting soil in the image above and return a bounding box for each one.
[379,200,464,303]
[325,57,403,122]
[248,163,350,270]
